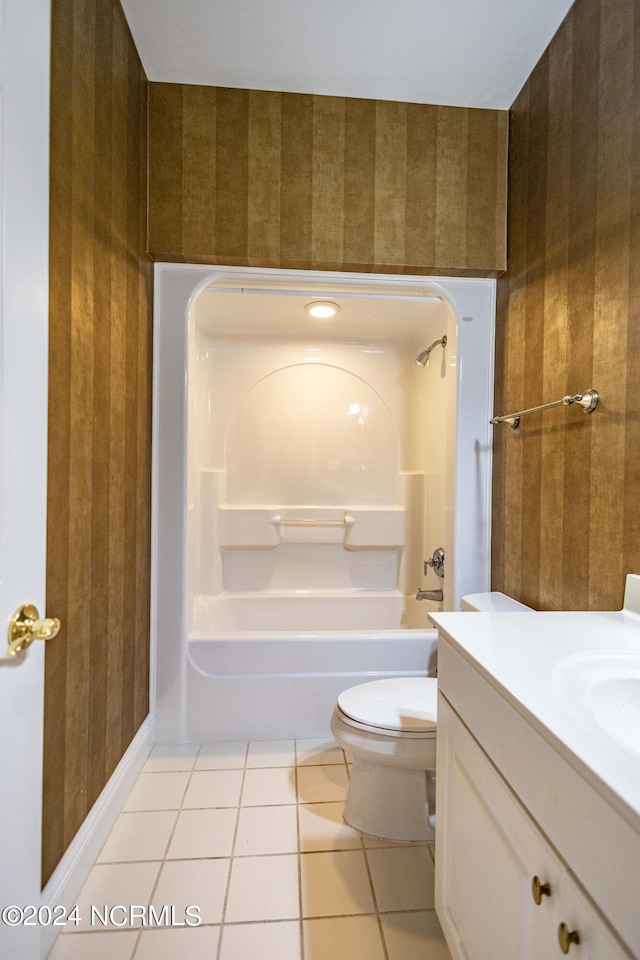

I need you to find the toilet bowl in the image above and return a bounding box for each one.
[330,591,533,842]
[331,676,438,841]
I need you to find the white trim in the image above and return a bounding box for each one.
[0,0,51,954]
[149,273,161,720]
[40,715,155,958]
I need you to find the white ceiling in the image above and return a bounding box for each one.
[121,0,574,110]
[195,288,449,345]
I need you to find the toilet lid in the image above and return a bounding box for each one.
[337,678,437,733]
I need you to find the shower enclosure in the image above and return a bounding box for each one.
[153,267,495,741]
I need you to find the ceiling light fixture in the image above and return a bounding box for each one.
[304,300,341,319]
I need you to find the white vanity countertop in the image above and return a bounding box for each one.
[429,609,640,829]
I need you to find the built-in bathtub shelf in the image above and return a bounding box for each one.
[217,504,406,549]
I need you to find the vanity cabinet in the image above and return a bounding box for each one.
[436,694,633,959]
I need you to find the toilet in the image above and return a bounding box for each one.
[330,591,533,842]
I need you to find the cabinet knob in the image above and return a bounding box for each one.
[558,922,580,954]
[531,875,551,905]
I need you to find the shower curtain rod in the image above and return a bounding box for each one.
[204,286,442,302]
[490,389,599,429]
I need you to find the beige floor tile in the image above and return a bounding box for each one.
[234,804,298,856]
[72,862,160,930]
[219,920,301,960]
[381,910,452,960]
[246,739,296,767]
[301,850,375,917]
[195,742,248,770]
[304,915,386,960]
[47,931,138,959]
[298,802,362,852]
[362,834,430,849]
[167,807,237,859]
[135,924,220,960]
[97,811,177,863]
[296,738,345,766]
[225,855,299,922]
[241,767,297,806]
[152,859,230,925]
[66,739,448,960]
[296,764,349,803]
[366,846,435,912]
[182,769,243,808]
[123,772,189,811]
[143,744,199,772]
[361,835,406,849]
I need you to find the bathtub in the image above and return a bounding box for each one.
[186,593,438,740]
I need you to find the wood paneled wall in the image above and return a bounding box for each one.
[148,84,508,276]
[43,0,152,885]
[492,0,640,611]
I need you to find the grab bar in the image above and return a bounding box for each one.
[271,514,355,528]
[270,513,356,544]
[490,389,598,430]
[274,517,352,527]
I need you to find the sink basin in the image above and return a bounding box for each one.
[588,676,640,756]
[553,652,640,758]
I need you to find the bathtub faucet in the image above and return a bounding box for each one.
[416,588,443,602]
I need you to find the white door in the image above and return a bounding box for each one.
[0,0,52,958]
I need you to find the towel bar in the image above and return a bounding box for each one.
[490,389,598,429]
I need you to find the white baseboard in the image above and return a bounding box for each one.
[40,715,155,958]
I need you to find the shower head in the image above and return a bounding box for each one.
[415,335,447,367]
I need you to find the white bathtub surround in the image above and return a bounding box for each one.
[153,266,495,742]
[48,738,451,960]
[192,592,429,633]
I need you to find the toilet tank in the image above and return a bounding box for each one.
[460,592,534,612]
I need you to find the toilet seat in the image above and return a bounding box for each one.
[337,677,437,737]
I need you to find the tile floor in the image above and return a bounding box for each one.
[48,739,452,960]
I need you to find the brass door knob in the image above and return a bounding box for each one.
[531,875,552,905]
[7,603,60,656]
[558,922,580,954]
